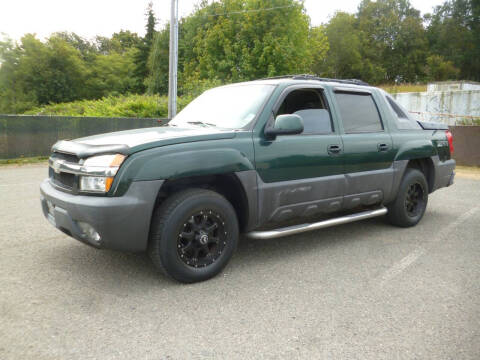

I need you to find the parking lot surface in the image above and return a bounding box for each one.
[0,164,479,359]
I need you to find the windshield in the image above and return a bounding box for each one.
[170,84,274,129]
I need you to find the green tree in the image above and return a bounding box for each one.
[0,34,88,112]
[52,31,98,61]
[425,54,460,80]
[86,48,138,98]
[320,12,366,79]
[0,36,37,113]
[16,35,87,104]
[146,26,170,95]
[357,0,428,82]
[426,0,479,81]
[308,26,330,76]
[181,0,312,83]
[96,30,142,54]
[133,2,157,93]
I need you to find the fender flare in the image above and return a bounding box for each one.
[113,147,255,196]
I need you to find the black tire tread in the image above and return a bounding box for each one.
[148,188,236,282]
[387,168,428,227]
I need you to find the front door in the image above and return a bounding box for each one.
[253,86,346,224]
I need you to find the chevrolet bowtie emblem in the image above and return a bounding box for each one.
[52,159,64,173]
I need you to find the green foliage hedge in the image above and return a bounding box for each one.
[24,94,193,118]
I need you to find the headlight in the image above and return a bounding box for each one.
[79,154,126,193]
[79,176,113,192]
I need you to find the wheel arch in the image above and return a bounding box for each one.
[406,158,435,193]
[388,156,436,204]
[153,172,254,234]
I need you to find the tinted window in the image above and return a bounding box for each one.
[386,96,421,130]
[335,92,383,133]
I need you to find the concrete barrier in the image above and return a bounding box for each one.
[392,90,480,125]
[0,115,167,159]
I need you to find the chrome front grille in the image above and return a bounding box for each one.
[49,152,80,192]
[50,151,80,164]
[50,167,75,189]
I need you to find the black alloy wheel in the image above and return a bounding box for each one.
[404,182,426,217]
[387,168,429,228]
[177,210,227,268]
[149,188,239,283]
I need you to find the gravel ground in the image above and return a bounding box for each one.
[0,164,479,360]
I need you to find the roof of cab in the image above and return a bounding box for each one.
[216,75,375,92]
[259,74,369,86]
[251,74,372,89]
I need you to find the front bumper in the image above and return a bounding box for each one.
[40,179,164,251]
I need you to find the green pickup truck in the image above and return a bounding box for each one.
[40,75,455,283]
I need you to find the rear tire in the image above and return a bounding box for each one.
[387,168,428,227]
[148,188,239,283]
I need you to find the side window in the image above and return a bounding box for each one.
[276,89,333,134]
[386,96,421,130]
[334,92,383,133]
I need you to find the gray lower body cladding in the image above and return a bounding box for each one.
[253,169,394,227]
[40,179,164,251]
[432,157,456,191]
[240,157,455,229]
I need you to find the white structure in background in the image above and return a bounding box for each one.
[427,81,480,92]
[391,81,480,125]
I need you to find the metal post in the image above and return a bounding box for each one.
[168,0,179,119]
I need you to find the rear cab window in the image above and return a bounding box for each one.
[333,91,383,133]
[384,94,422,130]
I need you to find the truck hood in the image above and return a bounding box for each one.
[52,125,237,159]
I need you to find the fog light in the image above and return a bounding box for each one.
[77,221,101,243]
[46,200,55,216]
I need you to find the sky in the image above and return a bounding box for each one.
[0,0,445,42]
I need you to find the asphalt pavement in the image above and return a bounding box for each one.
[0,164,479,359]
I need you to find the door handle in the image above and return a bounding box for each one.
[377,143,389,152]
[328,144,342,155]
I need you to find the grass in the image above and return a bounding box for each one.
[0,156,49,166]
[379,83,427,94]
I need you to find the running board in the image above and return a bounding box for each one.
[246,207,388,240]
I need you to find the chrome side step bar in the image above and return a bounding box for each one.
[246,207,388,240]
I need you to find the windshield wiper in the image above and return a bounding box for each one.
[186,121,217,127]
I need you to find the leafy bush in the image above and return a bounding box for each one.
[25,94,193,118]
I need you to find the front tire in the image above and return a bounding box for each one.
[148,188,239,283]
[387,168,429,227]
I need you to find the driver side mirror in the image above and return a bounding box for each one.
[265,114,304,139]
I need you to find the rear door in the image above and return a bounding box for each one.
[330,88,395,208]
